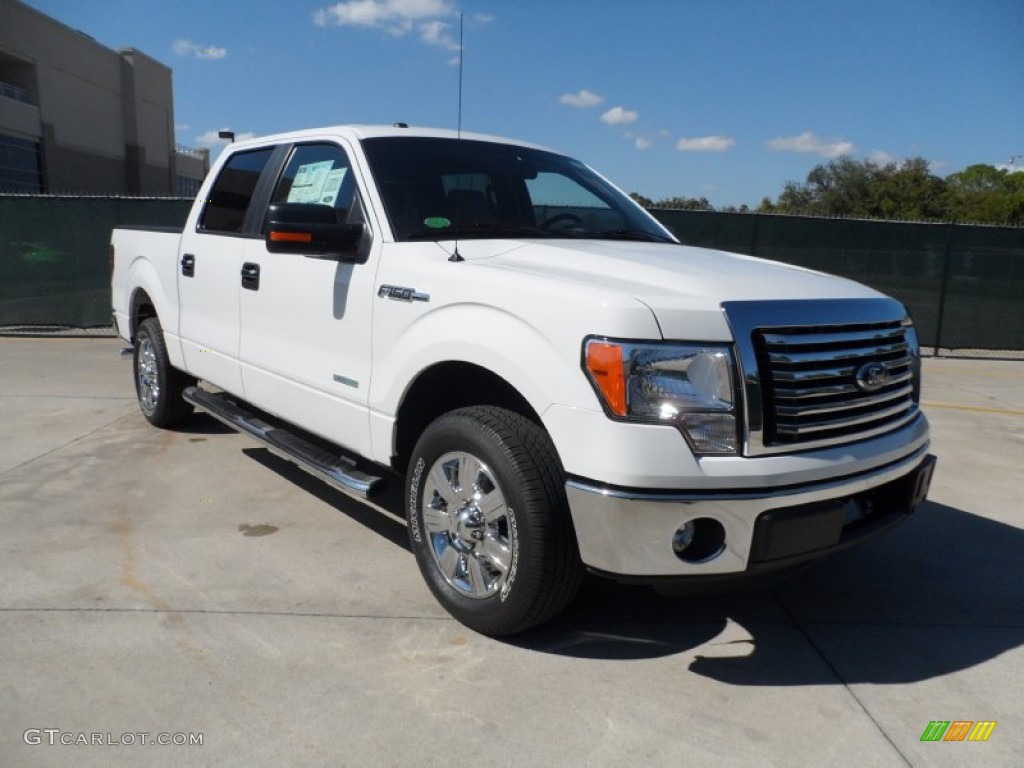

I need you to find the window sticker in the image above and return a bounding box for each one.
[424,216,451,229]
[288,161,348,204]
[319,168,347,204]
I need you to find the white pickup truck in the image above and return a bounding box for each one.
[111,124,935,635]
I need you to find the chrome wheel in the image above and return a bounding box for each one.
[422,451,513,599]
[136,336,159,413]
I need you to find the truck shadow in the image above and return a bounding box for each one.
[171,412,235,435]
[240,447,411,553]
[514,501,1024,686]
[214,443,1024,686]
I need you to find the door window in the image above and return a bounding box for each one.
[198,148,274,233]
[268,144,360,225]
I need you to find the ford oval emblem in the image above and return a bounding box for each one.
[856,362,891,392]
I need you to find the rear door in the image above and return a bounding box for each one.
[177,146,276,395]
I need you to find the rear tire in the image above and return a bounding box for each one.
[407,406,583,636]
[133,317,195,428]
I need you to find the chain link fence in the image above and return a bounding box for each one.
[1,197,1021,355]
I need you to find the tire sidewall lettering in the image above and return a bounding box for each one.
[499,505,518,603]
[408,456,425,544]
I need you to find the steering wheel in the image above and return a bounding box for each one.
[540,213,584,229]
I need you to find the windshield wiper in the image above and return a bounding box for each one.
[590,228,676,243]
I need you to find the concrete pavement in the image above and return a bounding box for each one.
[1,338,1021,767]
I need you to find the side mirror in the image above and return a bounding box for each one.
[265,203,364,262]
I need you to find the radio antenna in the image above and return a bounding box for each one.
[449,12,465,262]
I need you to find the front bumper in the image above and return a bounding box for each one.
[565,447,936,579]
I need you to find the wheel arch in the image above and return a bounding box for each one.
[392,361,543,472]
[129,287,157,341]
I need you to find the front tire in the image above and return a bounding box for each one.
[407,406,583,636]
[133,317,195,428]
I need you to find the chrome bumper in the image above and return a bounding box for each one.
[565,446,935,578]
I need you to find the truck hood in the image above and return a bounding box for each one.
[448,238,884,341]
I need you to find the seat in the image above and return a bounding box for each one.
[444,189,495,225]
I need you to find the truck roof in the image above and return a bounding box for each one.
[227,124,554,153]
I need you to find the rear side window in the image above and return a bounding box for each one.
[199,148,274,233]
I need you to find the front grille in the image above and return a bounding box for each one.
[754,320,918,447]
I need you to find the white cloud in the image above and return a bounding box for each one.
[172,39,227,59]
[313,0,453,36]
[867,150,898,165]
[560,89,604,108]
[419,20,460,51]
[600,106,638,126]
[766,131,854,157]
[997,163,1024,174]
[635,136,652,151]
[195,129,257,148]
[676,135,735,152]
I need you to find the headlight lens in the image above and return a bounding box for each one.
[584,339,739,454]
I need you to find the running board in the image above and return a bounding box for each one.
[183,386,385,500]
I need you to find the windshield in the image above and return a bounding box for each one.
[361,137,676,244]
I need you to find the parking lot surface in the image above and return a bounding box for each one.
[1,338,1022,767]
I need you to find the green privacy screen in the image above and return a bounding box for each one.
[652,210,1024,352]
[1,197,1021,352]
[0,197,191,329]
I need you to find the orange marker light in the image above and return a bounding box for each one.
[586,342,627,416]
[269,230,313,243]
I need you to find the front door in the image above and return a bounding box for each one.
[238,141,379,456]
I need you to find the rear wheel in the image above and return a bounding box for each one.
[133,317,195,428]
[407,406,583,636]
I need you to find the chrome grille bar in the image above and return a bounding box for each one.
[721,298,922,456]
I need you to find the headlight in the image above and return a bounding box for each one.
[901,314,922,403]
[583,338,739,454]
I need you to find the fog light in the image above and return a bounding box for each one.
[671,517,727,563]
[672,522,696,554]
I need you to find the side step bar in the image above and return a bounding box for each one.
[183,386,385,500]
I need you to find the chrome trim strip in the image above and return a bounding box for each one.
[775,384,914,417]
[760,327,905,346]
[777,408,920,444]
[765,341,908,364]
[776,402,916,436]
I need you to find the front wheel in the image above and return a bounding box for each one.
[133,317,195,428]
[407,406,583,636]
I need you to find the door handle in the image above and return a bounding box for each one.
[241,262,260,291]
[180,253,196,278]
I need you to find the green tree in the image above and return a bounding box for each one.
[945,164,1024,224]
[869,158,949,220]
[764,156,951,221]
[628,192,654,208]
[654,196,714,211]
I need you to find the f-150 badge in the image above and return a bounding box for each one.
[378,285,430,302]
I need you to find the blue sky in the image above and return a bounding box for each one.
[23,0,1024,207]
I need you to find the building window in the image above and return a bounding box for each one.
[0,134,43,193]
[176,175,202,198]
